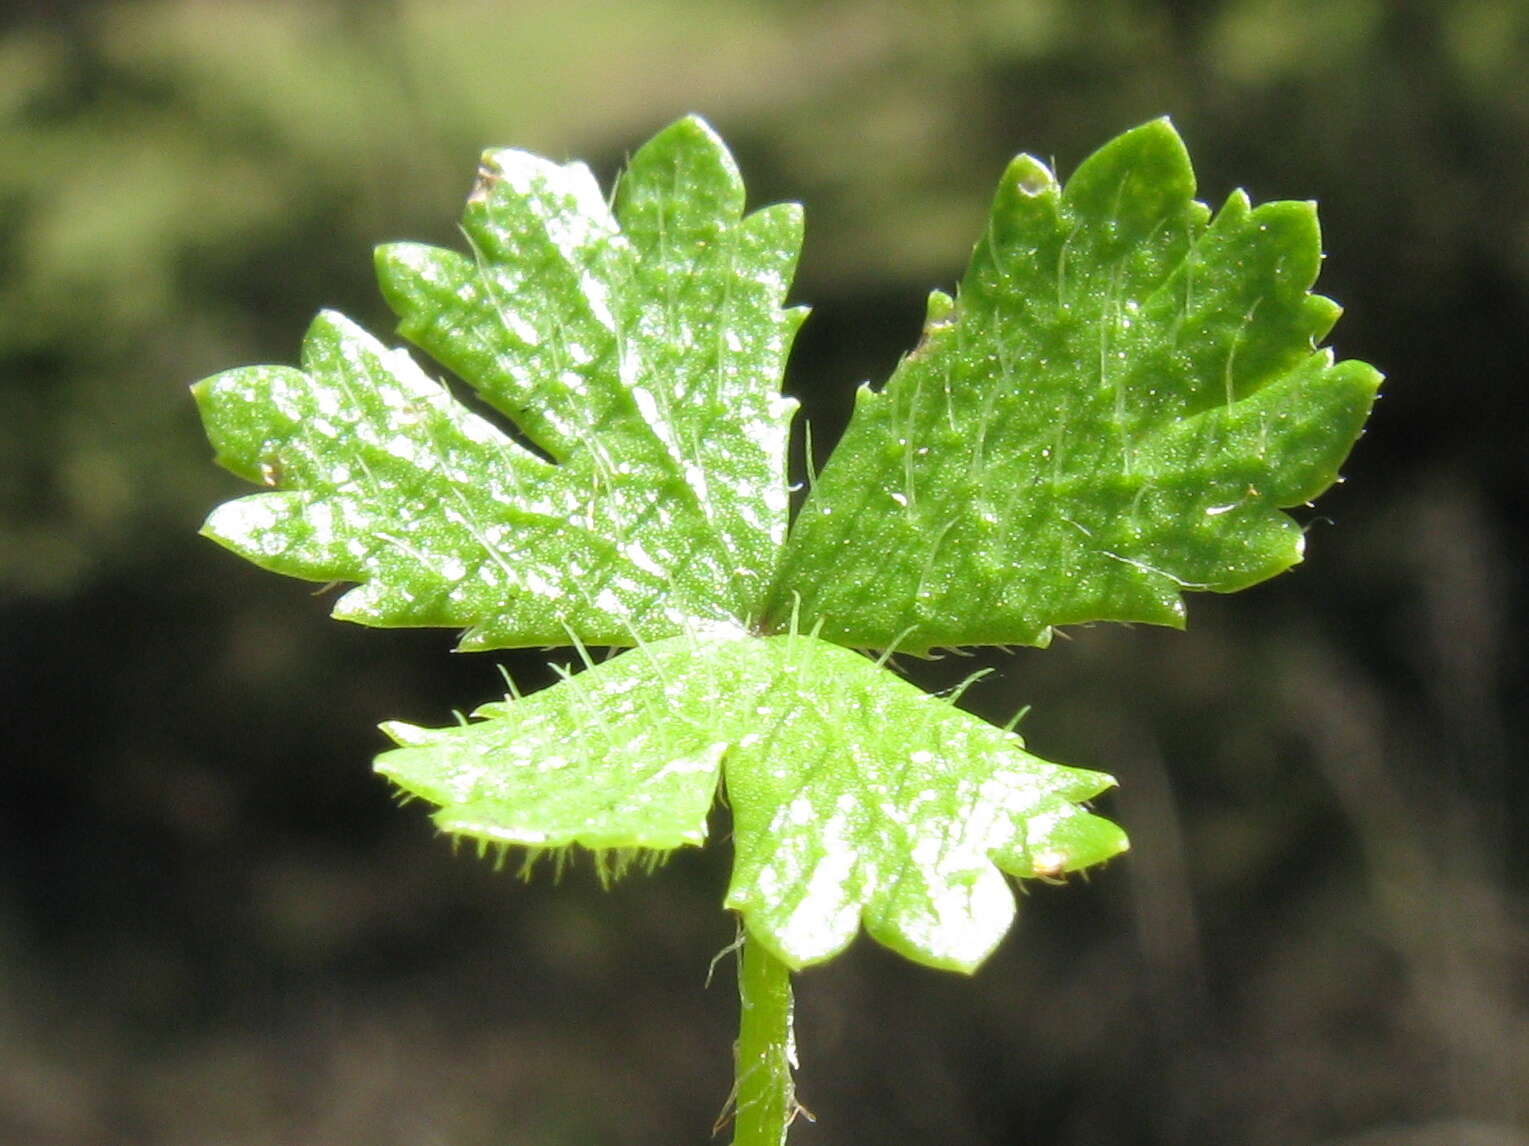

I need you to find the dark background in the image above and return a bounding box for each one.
[2,2,1525,1144]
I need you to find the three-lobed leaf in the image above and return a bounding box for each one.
[195,116,1378,973]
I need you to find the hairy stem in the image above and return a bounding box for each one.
[732,931,798,1146]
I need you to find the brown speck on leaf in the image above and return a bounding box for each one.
[907,316,956,363]
[468,157,503,206]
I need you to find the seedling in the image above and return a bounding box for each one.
[194,117,1378,1144]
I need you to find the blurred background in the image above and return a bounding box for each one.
[2,1,1525,1143]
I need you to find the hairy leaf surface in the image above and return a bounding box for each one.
[765,119,1381,652]
[379,631,1126,971]
[197,117,803,649]
[196,116,1378,973]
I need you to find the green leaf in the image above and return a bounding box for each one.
[763,118,1382,653]
[377,631,1126,972]
[195,116,804,649]
[196,116,1378,974]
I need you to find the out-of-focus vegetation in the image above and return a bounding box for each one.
[2,2,1524,1144]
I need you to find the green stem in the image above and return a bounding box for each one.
[731,931,798,1146]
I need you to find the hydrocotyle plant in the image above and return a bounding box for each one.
[193,116,1379,1144]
